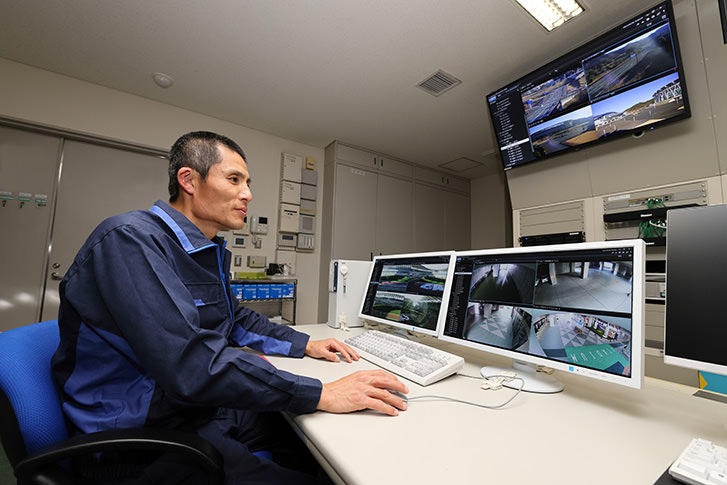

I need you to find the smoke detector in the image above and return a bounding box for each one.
[152,72,174,88]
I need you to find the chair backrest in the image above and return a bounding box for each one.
[0,320,68,466]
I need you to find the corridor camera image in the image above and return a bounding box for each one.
[369,262,449,330]
[464,304,533,351]
[533,259,633,314]
[468,263,536,305]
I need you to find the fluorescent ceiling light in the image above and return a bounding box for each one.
[515,0,584,31]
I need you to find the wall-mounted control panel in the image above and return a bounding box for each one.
[250,216,269,235]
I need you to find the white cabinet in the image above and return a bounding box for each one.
[322,141,469,262]
[336,144,413,179]
[329,163,379,260]
[326,162,413,260]
[414,166,470,195]
[413,166,470,252]
[414,182,471,252]
[445,190,471,250]
[375,173,414,255]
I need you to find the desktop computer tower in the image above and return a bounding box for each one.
[328,260,372,329]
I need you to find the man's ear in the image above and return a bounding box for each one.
[177,167,197,196]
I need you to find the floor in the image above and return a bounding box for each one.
[1,447,13,482]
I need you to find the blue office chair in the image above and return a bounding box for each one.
[0,320,225,484]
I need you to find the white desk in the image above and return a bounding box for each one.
[265,324,727,485]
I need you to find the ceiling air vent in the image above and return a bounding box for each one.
[417,69,462,97]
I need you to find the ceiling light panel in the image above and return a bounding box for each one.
[515,0,584,31]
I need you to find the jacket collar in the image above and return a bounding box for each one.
[149,200,221,254]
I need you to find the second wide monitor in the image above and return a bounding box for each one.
[359,251,455,337]
[439,240,645,393]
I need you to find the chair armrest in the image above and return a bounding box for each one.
[14,427,224,484]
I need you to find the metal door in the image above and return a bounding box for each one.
[40,140,168,321]
[0,126,61,330]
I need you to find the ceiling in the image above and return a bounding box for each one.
[0,0,658,178]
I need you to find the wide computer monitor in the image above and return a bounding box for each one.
[439,240,645,393]
[359,251,456,337]
[664,204,727,375]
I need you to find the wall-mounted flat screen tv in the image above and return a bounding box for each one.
[487,0,690,170]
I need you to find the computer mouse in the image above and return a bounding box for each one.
[386,389,408,403]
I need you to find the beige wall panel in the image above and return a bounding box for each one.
[506,150,592,210]
[470,170,511,250]
[697,0,727,174]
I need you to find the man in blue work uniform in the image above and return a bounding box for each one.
[52,131,408,483]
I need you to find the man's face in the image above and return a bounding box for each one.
[189,145,252,238]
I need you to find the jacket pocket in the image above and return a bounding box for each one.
[185,282,226,329]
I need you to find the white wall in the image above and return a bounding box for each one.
[0,57,325,324]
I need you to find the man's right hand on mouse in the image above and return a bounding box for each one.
[317,370,409,416]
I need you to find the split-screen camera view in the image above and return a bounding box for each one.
[370,262,449,331]
[463,259,633,376]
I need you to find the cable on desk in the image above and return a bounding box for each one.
[457,372,483,379]
[407,374,525,410]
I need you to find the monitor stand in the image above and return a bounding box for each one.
[481,360,564,394]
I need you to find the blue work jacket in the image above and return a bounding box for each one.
[51,201,322,435]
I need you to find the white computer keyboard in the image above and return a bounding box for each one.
[344,330,464,386]
[669,438,727,485]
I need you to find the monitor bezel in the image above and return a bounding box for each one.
[358,250,456,337]
[438,240,646,389]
